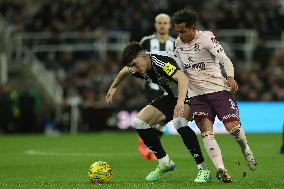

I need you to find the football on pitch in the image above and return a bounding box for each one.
[88,161,112,184]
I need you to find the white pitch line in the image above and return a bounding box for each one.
[24,150,192,158]
[24,150,137,157]
[24,150,249,159]
[27,149,243,159]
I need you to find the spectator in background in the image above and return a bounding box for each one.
[19,82,42,133]
[137,13,175,160]
[267,49,284,100]
[81,88,105,131]
[1,0,284,135]
[0,83,20,133]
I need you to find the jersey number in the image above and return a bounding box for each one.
[229,99,236,110]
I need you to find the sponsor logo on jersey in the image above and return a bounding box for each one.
[184,63,191,70]
[191,62,205,70]
[184,61,205,71]
[163,62,176,76]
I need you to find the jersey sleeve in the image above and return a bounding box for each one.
[203,32,234,77]
[152,54,180,78]
[203,32,231,63]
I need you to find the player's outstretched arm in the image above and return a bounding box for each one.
[172,70,189,117]
[106,67,129,104]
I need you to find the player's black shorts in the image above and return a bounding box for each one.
[144,82,164,102]
[149,95,190,123]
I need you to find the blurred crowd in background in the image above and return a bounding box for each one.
[0,0,284,133]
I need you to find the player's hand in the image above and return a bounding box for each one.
[106,87,116,104]
[174,100,184,117]
[226,76,238,92]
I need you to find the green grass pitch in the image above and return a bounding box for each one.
[0,132,283,189]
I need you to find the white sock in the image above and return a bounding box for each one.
[202,131,225,170]
[197,162,208,170]
[229,125,250,154]
[158,154,170,166]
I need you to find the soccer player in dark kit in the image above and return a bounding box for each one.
[106,42,211,182]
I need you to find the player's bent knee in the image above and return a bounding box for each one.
[201,131,214,139]
[228,124,241,135]
[133,117,151,130]
[172,117,188,130]
[223,117,240,125]
[193,114,213,125]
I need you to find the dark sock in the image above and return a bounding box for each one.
[177,126,204,165]
[136,128,166,159]
[153,128,163,138]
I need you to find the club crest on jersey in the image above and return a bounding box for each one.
[194,43,200,51]
[163,62,176,76]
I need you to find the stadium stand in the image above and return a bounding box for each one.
[0,0,283,133]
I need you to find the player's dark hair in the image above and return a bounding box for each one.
[121,41,144,66]
[172,9,198,28]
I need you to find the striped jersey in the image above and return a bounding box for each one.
[128,51,186,98]
[140,33,175,101]
[175,31,233,98]
[140,34,175,52]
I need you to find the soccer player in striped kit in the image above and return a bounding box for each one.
[138,13,176,160]
[106,42,211,182]
[172,9,257,183]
